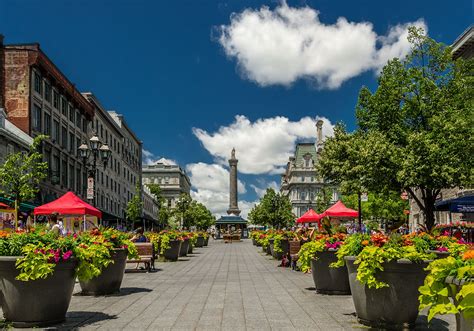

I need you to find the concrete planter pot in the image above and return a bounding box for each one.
[427,250,450,259]
[310,249,350,295]
[163,240,182,261]
[195,236,205,247]
[179,239,190,257]
[445,276,473,331]
[80,248,127,296]
[265,244,271,255]
[345,256,430,329]
[188,242,194,254]
[204,236,209,246]
[0,256,77,327]
[252,238,257,246]
[269,239,289,260]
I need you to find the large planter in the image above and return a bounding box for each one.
[204,236,209,246]
[265,245,271,255]
[310,249,350,295]
[163,240,182,261]
[80,248,127,296]
[428,250,450,259]
[179,239,190,257]
[0,256,77,327]
[188,242,194,254]
[446,276,473,331]
[345,256,430,329]
[252,238,257,246]
[269,239,289,260]
[195,236,205,247]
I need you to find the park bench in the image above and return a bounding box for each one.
[289,240,301,270]
[127,242,155,272]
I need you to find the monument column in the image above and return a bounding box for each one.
[227,148,241,215]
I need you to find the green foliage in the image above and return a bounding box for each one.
[298,241,325,273]
[248,188,295,228]
[315,186,334,214]
[0,135,48,217]
[342,191,408,223]
[272,231,296,253]
[419,255,474,321]
[15,243,57,281]
[318,27,474,230]
[126,184,143,223]
[332,233,370,268]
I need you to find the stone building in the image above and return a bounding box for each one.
[107,111,143,219]
[142,184,159,227]
[0,108,33,163]
[142,158,191,208]
[1,40,93,204]
[408,26,474,230]
[280,121,338,217]
[82,92,128,222]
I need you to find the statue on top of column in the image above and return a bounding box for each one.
[231,147,236,159]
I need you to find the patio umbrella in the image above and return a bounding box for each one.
[296,209,322,223]
[321,200,358,218]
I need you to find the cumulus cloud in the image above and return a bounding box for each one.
[251,179,279,198]
[186,162,253,218]
[217,2,426,88]
[193,115,334,175]
[142,149,176,166]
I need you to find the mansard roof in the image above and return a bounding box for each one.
[294,142,317,165]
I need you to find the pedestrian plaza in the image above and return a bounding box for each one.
[3,239,454,330]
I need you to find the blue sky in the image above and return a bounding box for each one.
[0,0,471,216]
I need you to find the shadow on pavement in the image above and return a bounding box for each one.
[125,268,162,273]
[110,287,153,297]
[305,287,316,291]
[415,315,450,331]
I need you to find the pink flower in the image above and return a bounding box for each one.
[437,247,448,252]
[62,250,73,261]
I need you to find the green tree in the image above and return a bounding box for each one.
[183,200,215,230]
[0,135,48,225]
[173,193,192,229]
[250,188,295,229]
[315,186,334,214]
[318,27,473,230]
[126,184,143,225]
[146,183,169,227]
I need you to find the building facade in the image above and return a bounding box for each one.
[107,111,143,219]
[0,108,33,163]
[408,26,474,230]
[142,184,159,226]
[142,158,191,209]
[1,41,93,204]
[280,121,338,217]
[82,92,126,222]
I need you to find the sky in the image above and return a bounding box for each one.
[0,0,471,217]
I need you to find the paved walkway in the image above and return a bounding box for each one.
[8,240,455,330]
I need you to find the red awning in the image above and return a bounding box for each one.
[0,202,11,209]
[34,191,102,218]
[321,200,358,218]
[296,209,322,223]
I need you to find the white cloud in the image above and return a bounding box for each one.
[186,162,254,218]
[217,2,426,88]
[193,115,334,175]
[142,149,176,166]
[251,180,279,198]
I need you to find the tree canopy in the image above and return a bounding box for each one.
[172,193,215,230]
[318,27,473,230]
[248,188,294,228]
[126,183,143,224]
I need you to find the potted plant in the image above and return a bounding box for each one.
[335,233,442,329]
[271,231,295,260]
[298,233,350,294]
[0,227,122,327]
[78,228,138,295]
[418,249,473,331]
[179,232,191,257]
[152,230,182,261]
[250,230,262,246]
[256,232,271,254]
[195,231,206,247]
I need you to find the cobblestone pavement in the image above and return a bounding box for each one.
[11,239,455,330]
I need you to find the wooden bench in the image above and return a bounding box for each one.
[289,240,301,270]
[127,243,155,271]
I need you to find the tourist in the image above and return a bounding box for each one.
[131,227,147,243]
[48,212,61,237]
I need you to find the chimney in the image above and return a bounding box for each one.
[0,34,4,109]
[316,120,323,143]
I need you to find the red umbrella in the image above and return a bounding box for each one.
[296,209,322,223]
[321,200,358,218]
[34,191,102,218]
[0,202,11,209]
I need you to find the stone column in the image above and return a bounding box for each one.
[227,148,241,215]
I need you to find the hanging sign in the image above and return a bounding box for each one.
[87,177,94,200]
[361,192,368,202]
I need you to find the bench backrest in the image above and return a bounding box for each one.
[289,240,301,255]
[134,243,154,256]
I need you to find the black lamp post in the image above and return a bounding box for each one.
[78,132,112,207]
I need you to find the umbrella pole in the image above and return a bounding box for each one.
[83,215,86,232]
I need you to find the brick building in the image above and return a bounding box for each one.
[1,41,93,204]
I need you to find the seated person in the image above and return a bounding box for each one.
[131,227,147,243]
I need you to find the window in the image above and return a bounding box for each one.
[53,120,60,142]
[301,176,305,182]
[44,112,51,135]
[69,105,75,122]
[165,176,170,184]
[52,155,60,183]
[76,137,81,152]
[53,90,59,109]
[69,164,75,189]
[76,111,81,127]
[76,168,81,193]
[61,98,68,116]
[44,82,52,102]
[61,126,67,148]
[34,72,42,94]
[61,160,68,186]
[69,132,75,152]
[300,192,306,201]
[32,105,42,131]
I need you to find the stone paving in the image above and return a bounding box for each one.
[9,239,455,330]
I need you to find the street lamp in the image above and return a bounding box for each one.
[78,132,112,206]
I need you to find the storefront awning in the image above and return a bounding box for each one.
[435,195,474,213]
[216,215,247,224]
